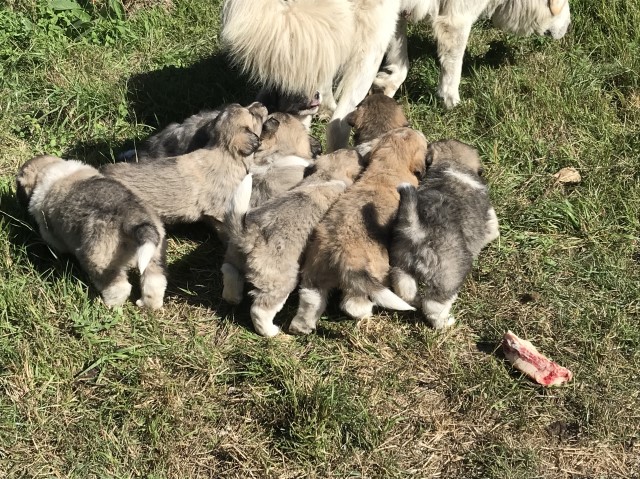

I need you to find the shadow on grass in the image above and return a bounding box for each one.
[65,52,256,167]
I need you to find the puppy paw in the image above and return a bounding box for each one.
[428,314,456,330]
[341,296,374,319]
[221,263,244,305]
[136,296,164,310]
[287,318,315,335]
[255,323,280,338]
[397,182,413,192]
[101,282,132,308]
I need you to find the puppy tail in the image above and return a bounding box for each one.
[225,174,253,240]
[345,270,415,312]
[396,183,419,228]
[132,223,162,274]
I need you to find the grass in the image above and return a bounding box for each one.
[0,0,639,477]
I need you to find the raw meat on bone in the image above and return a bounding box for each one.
[502,330,573,386]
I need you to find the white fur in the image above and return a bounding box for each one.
[228,173,253,219]
[102,280,133,308]
[391,269,418,304]
[485,207,501,243]
[289,287,328,334]
[445,169,486,190]
[222,0,571,149]
[422,295,457,329]
[221,262,244,305]
[137,273,167,310]
[250,298,287,337]
[137,242,156,274]
[341,296,375,319]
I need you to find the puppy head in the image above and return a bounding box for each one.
[257,112,316,159]
[257,88,321,117]
[371,127,429,180]
[15,155,64,208]
[310,149,363,185]
[491,0,571,39]
[215,103,267,157]
[345,93,409,145]
[427,139,484,177]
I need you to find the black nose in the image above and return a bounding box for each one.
[544,29,552,37]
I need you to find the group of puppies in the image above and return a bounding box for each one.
[16,94,499,337]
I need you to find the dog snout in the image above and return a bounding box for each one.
[477,167,484,177]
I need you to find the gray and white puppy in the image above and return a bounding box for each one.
[101,103,268,232]
[222,149,364,337]
[123,95,321,161]
[16,155,167,309]
[390,139,500,329]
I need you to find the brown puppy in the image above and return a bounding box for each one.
[223,149,364,336]
[16,156,167,309]
[288,127,429,334]
[101,103,268,231]
[345,93,409,146]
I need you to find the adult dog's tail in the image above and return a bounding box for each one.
[225,173,253,241]
[221,0,352,95]
[344,270,416,312]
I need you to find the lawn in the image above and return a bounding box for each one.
[0,0,639,477]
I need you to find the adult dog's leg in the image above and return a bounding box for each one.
[373,17,409,97]
[434,18,473,108]
[326,50,386,151]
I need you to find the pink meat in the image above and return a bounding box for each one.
[502,330,573,386]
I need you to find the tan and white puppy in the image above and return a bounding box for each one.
[346,93,409,146]
[222,0,571,150]
[101,103,268,232]
[223,149,364,336]
[249,112,320,208]
[16,155,167,309]
[288,127,429,335]
[390,139,499,329]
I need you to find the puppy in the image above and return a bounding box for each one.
[288,128,429,335]
[16,155,167,309]
[346,93,409,146]
[123,99,320,161]
[249,111,321,208]
[390,139,500,329]
[101,103,268,232]
[222,149,364,336]
[256,88,322,130]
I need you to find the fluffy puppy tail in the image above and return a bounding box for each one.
[131,223,162,274]
[345,270,416,311]
[225,174,253,242]
[221,0,352,95]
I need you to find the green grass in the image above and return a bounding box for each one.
[1,0,639,477]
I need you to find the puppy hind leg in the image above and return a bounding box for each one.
[137,255,167,310]
[288,286,329,335]
[250,293,288,338]
[390,267,418,304]
[95,269,133,308]
[341,293,375,320]
[221,243,246,305]
[422,295,457,329]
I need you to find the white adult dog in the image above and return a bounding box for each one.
[221,0,571,150]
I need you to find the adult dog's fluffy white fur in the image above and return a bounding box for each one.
[222,0,571,150]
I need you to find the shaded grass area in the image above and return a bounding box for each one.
[1,0,639,477]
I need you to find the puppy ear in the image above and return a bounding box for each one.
[345,109,359,128]
[549,0,566,15]
[238,131,261,156]
[260,117,280,140]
